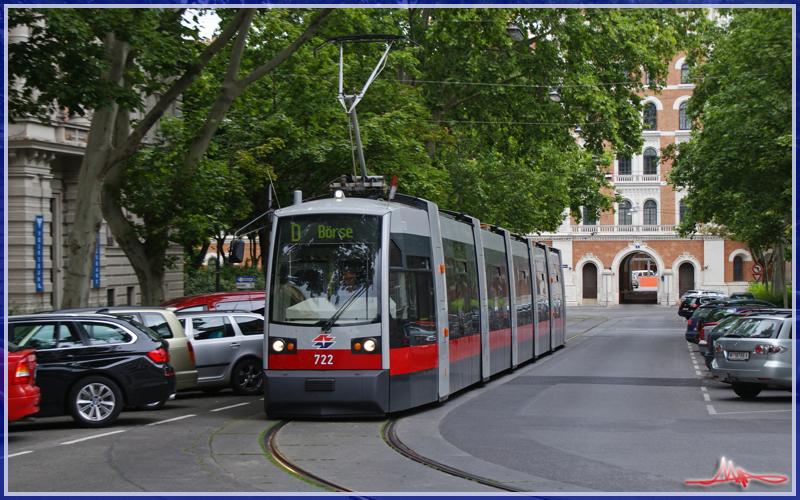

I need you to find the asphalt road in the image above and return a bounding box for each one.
[5,305,794,494]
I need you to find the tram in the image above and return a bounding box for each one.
[258,188,566,417]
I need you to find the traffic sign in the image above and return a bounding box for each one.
[236,276,255,289]
[752,264,763,281]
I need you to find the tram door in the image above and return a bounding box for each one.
[533,244,551,355]
[482,228,511,377]
[547,247,566,348]
[440,216,482,394]
[511,239,535,364]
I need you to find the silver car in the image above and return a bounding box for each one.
[177,311,264,395]
[710,315,793,398]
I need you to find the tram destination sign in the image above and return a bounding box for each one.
[284,216,381,244]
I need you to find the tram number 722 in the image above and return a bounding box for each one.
[314,354,334,365]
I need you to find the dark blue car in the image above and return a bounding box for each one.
[685,300,776,343]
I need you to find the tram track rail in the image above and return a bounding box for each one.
[382,417,529,493]
[264,418,528,493]
[264,420,355,493]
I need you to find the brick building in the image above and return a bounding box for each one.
[530,54,787,306]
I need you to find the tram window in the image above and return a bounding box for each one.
[390,239,402,268]
[389,271,436,348]
[407,255,430,270]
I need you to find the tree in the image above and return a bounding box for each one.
[666,8,792,304]
[399,8,708,232]
[10,8,333,306]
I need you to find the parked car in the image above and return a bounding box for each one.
[8,313,177,427]
[685,300,776,343]
[162,291,266,315]
[176,311,264,395]
[5,342,41,422]
[678,294,717,319]
[729,292,756,300]
[679,290,728,302]
[703,309,792,369]
[710,314,793,398]
[49,307,198,395]
[693,301,777,350]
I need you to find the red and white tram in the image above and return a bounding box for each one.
[260,190,566,417]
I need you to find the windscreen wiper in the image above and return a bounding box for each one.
[318,280,373,333]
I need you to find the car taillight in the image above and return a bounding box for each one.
[715,343,722,352]
[13,355,35,385]
[187,341,195,363]
[147,348,170,363]
[691,304,698,308]
[754,345,787,355]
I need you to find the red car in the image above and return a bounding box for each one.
[161,291,265,315]
[5,342,41,422]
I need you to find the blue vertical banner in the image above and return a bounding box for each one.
[93,231,101,287]
[34,216,44,292]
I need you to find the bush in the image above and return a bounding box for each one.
[184,264,266,296]
[746,282,792,308]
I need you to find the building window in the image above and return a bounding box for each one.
[618,156,632,176]
[643,148,659,176]
[679,102,691,130]
[107,288,115,307]
[645,71,653,86]
[681,63,690,84]
[619,200,632,226]
[582,206,597,226]
[643,200,657,225]
[733,256,743,281]
[679,200,688,223]
[643,102,657,130]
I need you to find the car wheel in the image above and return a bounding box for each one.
[231,358,263,396]
[732,384,762,399]
[68,376,123,428]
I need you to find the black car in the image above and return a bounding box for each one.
[678,294,716,319]
[8,313,177,428]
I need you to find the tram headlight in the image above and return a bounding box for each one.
[269,337,297,354]
[272,340,286,352]
[351,337,381,354]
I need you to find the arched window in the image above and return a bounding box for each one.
[582,206,597,226]
[618,156,632,176]
[643,200,657,225]
[643,148,659,176]
[679,102,691,130]
[681,63,690,84]
[643,102,657,130]
[619,200,632,226]
[733,256,743,281]
[679,200,688,223]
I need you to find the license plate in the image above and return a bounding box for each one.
[727,351,750,361]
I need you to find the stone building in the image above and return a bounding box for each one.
[530,54,788,306]
[6,24,185,313]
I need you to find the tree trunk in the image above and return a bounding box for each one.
[102,162,168,305]
[61,34,128,309]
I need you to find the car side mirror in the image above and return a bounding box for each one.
[229,239,245,264]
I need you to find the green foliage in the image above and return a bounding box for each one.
[667,9,792,252]
[184,264,266,295]
[8,8,201,121]
[746,282,792,309]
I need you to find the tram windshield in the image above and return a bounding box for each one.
[270,214,382,326]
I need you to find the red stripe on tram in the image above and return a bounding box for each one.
[449,335,481,363]
[268,350,381,370]
[389,344,439,376]
[489,328,512,350]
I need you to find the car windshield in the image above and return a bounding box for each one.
[691,306,716,320]
[270,214,383,326]
[723,318,782,339]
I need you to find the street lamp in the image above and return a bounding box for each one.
[548,87,562,103]
[574,125,583,137]
[506,23,526,42]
